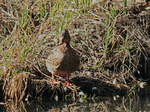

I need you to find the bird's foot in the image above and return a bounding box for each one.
[49,76,72,86]
[49,77,78,91]
[63,80,73,86]
[49,79,61,86]
[50,74,75,88]
[55,77,72,86]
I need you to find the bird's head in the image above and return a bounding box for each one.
[60,29,71,44]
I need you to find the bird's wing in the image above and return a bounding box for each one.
[46,48,64,68]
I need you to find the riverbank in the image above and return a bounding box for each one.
[0,0,150,104]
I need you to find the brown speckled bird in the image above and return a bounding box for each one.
[46,29,80,79]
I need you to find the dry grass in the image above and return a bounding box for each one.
[0,0,150,102]
[0,0,100,78]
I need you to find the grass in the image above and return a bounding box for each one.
[0,0,94,77]
[0,0,101,76]
[0,0,149,91]
[1,1,150,111]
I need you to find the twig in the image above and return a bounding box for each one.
[32,64,51,78]
[0,102,6,105]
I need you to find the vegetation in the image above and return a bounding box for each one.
[0,0,150,109]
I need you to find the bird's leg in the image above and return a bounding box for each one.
[51,74,54,79]
[50,73,60,85]
[50,72,73,86]
[67,73,70,80]
[63,73,73,86]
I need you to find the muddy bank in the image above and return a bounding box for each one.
[0,2,150,104]
[2,73,129,103]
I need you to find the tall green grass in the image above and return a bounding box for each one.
[0,0,93,77]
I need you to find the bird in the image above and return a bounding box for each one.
[46,29,80,83]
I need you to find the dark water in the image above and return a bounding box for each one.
[0,87,150,112]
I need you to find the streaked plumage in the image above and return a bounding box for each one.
[46,30,80,78]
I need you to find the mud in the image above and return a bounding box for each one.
[1,2,150,104]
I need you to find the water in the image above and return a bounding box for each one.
[0,87,150,112]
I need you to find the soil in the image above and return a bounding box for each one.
[1,2,150,104]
